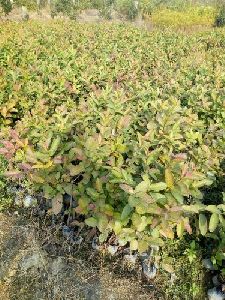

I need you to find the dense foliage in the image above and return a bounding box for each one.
[0,22,224,258]
[214,2,225,27]
[0,0,12,15]
[151,6,215,27]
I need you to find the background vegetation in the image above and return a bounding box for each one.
[1,0,225,27]
[0,1,225,298]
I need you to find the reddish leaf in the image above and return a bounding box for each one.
[53,156,63,164]
[172,153,187,161]
[2,141,14,150]
[5,170,23,178]
[18,163,32,171]
[10,129,19,140]
[0,148,8,155]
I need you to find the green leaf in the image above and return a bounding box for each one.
[177,220,184,238]
[165,168,174,189]
[171,188,184,204]
[199,214,208,236]
[86,187,99,199]
[135,180,149,193]
[85,217,98,227]
[182,204,205,214]
[121,204,133,221]
[192,179,213,189]
[99,232,108,243]
[130,239,138,251]
[138,240,149,253]
[138,193,155,204]
[49,136,61,156]
[206,205,221,214]
[98,216,108,232]
[149,182,167,192]
[113,221,122,234]
[209,213,219,233]
[68,163,84,176]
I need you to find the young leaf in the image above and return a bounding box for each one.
[177,220,184,238]
[205,205,221,214]
[85,217,98,227]
[199,214,208,236]
[130,239,138,251]
[165,168,174,189]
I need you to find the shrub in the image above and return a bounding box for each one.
[115,0,138,20]
[92,0,115,19]
[151,6,215,27]
[14,0,37,10]
[0,22,224,254]
[50,0,79,19]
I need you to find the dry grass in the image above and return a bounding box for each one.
[0,211,164,300]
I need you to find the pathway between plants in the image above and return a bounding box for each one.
[0,212,161,300]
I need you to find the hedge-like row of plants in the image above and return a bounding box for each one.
[0,22,224,258]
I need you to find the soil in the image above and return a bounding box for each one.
[0,211,164,300]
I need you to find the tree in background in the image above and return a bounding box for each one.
[50,0,82,19]
[214,0,225,27]
[115,0,138,20]
[0,0,12,15]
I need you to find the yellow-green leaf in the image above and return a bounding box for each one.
[165,168,174,189]
[199,214,208,236]
[209,213,219,233]
[130,239,138,251]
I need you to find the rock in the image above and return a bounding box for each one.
[208,287,225,300]
[62,225,73,239]
[170,273,177,284]
[20,252,46,271]
[14,196,23,207]
[124,254,138,267]
[51,257,65,275]
[63,193,77,208]
[23,195,37,208]
[142,260,157,280]
[71,236,83,245]
[203,258,216,271]
[139,252,149,261]
[213,275,221,287]
[92,237,100,250]
[107,245,118,256]
[21,6,29,21]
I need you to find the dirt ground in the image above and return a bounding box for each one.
[0,211,164,300]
